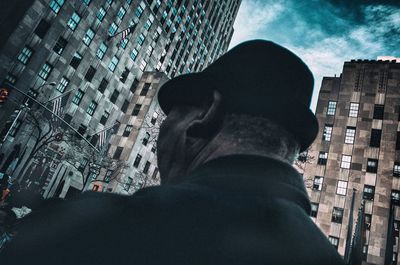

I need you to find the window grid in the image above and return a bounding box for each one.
[117,7,126,19]
[130,48,138,61]
[323,125,332,141]
[38,62,53,80]
[133,154,142,168]
[394,163,400,177]
[367,159,378,173]
[370,129,382,148]
[313,176,324,191]
[49,0,64,14]
[327,101,337,116]
[108,56,119,72]
[132,104,141,116]
[363,185,375,201]
[310,203,319,218]
[328,236,339,249]
[137,33,145,46]
[53,37,67,55]
[373,104,384,120]
[336,181,348,196]
[72,89,84,105]
[97,7,106,21]
[143,161,151,174]
[349,102,359,117]
[123,125,133,137]
[341,155,352,169]
[96,42,108,59]
[86,101,97,116]
[83,28,95,46]
[56,77,69,93]
[67,12,81,31]
[108,22,118,36]
[317,152,328,165]
[17,46,33,65]
[331,207,344,224]
[345,127,356,144]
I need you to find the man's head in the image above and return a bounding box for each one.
[157,40,318,184]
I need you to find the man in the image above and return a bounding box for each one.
[1,40,345,264]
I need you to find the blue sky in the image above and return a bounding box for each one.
[229,0,400,111]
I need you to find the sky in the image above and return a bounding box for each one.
[229,0,400,111]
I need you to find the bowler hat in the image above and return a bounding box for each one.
[158,40,318,152]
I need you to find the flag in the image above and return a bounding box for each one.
[344,189,357,264]
[385,201,396,265]
[97,129,107,150]
[121,25,135,40]
[349,201,366,265]
[96,122,119,152]
[52,97,63,127]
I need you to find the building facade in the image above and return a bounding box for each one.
[303,58,400,265]
[0,0,241,198]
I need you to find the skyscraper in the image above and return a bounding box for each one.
[0,0,241,198]
[303,58,400,265]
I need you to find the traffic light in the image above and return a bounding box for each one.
[0,88,9,104]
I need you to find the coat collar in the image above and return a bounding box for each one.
[186,155,311,214]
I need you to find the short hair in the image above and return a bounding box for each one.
[219,113,300,163]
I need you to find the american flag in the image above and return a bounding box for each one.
[96,122,120,151]
[121,26,135,40]
[52,97,63,125]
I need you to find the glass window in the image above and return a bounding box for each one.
[135,4,144,18]
[336,181,347,196]
[96,42,108,59]
[363,185,375,201]
[108,56,119,72]
[121,100,129,113]
[340,155,351,169]
[140,83,151,96]
[113,146,123,159]
[100,111,109,125]
[132,104,141,116]
[83,28,95,46]
[373,104,384,120]
[142,132,150,146]
[70,52,83,69]
[110,90,119,103]
[119,38,129,49]
[98,78,109,93]
[366,158,378,173]
[97,7,107,21]
[133,154,142,168]
[17,46,34,65]
[139,59,147,71]
[86,101,97,116]
[318,152,328,165]
[323,125,333,141]
[312,176,323,191]
[56,76,69,93]
[124,177,133,191]
[151,112,158,125]
[331,207,344,223]
[137,33,145,45]
[53,37,67,55]
[83,0,91,5]
[310,203,318,218]
[67,12,81,31]
[327,101,337,116]
[117,7,126,19]
[328,236,339,249]
[345,127,356,144]
[38,62,53,80]
[84,66,96,82]
[370,129,382,148]
[394,163,400,177]
[349,102,359,117]
[72,89,84,105]
[108,22,118,36]
[130,48,138,61]
[50,0,64,14]
[392,190,400,206]
[143,161,151,174]
[123,125,133,137]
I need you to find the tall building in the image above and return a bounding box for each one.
[303,58,400,265]
[0,0,241,198]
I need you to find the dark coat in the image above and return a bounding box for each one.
[1,155,345,265]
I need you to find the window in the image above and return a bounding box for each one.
[135,4,144,18]
[130,78,139,93]
[373,104,384,120]
[17,46,34,64]
[86,101,97,116]
[349,102,359,117]
[56,77,69,93]
[144,15,154,30]
[34,19,51,38]
[83,0,91,5]
[53,37,67,55]
[366,158,378,173]
[344,127,356,144]
[104,170,113,182]
[336,181,348,196]
[140,83,151,96]
[107,0,113,5]
[123,125,133,137]
[132,104,141,116]
[143,161,151,174]
[113,146,123,159]
[322,124,333,141]
[121,100,129,113]
[84,66,96,82]
[365,214,372,230]
[139,59,147,71]
[49,0,64,14]
[72,89,84,105]
[312,176,324,191]
[70,52,83,69]
[340,155,351,169]
[108,56,119,72]
[38,62,53,80]
[117,7,126,19]
[96,42,108,59]
[119,38,129,49]
[137,33,145,46]
[130,48,138,61]
[97,7,107,21]
[98,78,109,93]
[394,163,400,177]
[396,132,400,150]
[133,154,142,168]
[363,185,375,201]
[370,129,382,148]
[124,177,133,191]
[120,67,129,83]
[110,90,119,103]
[328,236,339,249]
[143,132,150,146]
[331,207,344,223]
[317,152,328,165]
[151,112,158,125]
[100,111,109,125]
[83,28,95,46]
[310,203,319,218]
[4,73,17,85]
[392,190,400,206]
[67,12,81,31]
[108,22,118,36]
[151,143,156,153]
[327,101,337,116]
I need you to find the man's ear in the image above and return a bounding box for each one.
[186,90,223,138]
